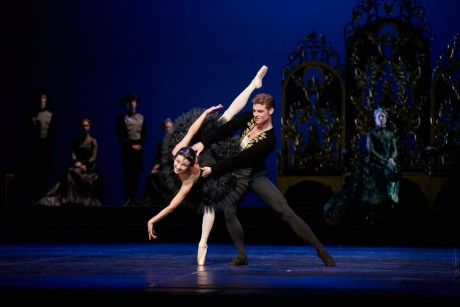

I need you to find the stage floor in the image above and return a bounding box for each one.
[1,243,459,303]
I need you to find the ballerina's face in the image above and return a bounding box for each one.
[173,154,192,174]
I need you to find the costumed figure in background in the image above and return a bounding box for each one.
[323,107,400,227]
[116,94,147,207]
[35,118,102,206]
[142,117,175,206]
[22,89,57,203]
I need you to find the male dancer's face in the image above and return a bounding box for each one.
[252,103,273,126]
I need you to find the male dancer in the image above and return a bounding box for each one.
[192,66,336,266]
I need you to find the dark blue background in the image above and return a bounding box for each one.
[2,0,458,207]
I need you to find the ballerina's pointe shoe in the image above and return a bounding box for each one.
[197,244,208,266]
[252,65,268,89]
[317,249,336,267]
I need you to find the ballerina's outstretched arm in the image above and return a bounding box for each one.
[172,104,224,156]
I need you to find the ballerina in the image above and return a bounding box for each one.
[147,65,268,265]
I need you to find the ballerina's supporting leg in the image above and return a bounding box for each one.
[197,208,215,265]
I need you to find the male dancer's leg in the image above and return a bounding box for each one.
[251,176,336,266]
[223,202,248,266]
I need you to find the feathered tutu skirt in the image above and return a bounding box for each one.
[158,108,251,214]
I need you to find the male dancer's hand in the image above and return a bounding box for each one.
[200,166,212,178]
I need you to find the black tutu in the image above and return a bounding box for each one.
[157,108,251,214]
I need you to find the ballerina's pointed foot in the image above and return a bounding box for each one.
[197,244,208,266]
[252,65,268,89]
[317,249,336,267]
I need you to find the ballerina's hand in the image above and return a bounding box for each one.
[147,221,157,240]
[191,142,204,157]
[207,104,223,114]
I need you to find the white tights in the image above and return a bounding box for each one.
[219,81,257,123]
[199,208,215,247]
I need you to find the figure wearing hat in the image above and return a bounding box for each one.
[116,94,147,206]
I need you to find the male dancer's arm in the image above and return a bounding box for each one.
[207,140,274,177]
[194,112,275,177]
[192,112,251,155]
[205,112,252,146]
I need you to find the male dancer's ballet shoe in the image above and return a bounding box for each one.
[317,249,336,267]
[197,244,208,266]
[228,255,248,266]
[252,65,268,89]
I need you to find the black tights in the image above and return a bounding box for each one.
[223,174,325,257]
